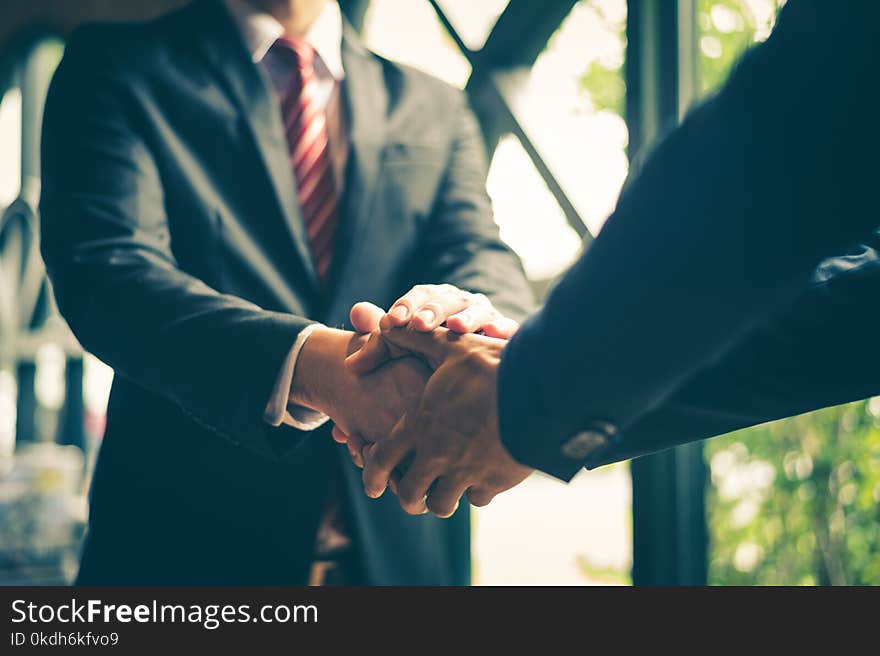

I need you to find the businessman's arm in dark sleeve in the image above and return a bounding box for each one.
[589,236,880,466]
[40,30,311,460]
[497,1,880,480]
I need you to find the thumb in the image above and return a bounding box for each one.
[481,317,520,340]
[344,330,393,375]
[345,326,454,375]
[377,326,455,369]
[350,301,386,334]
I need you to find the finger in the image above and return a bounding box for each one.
[378,326,455,369]
[396,455,443,515]
[350,301,385,334]
[362,415,414,499]
[466,486,498,508]
[409,288,472,332]
[425,476,469,518]
[332,426,366,468]
[347,435,367,469]
[344,330,393,375]
[383,285,473,332]
[383,286,432,328]
[481,317,520,340]
[387,471,400,496]
[445,304,500,334]
[347,441,365,469]
[386,451,414,497]
[331,426,349,444]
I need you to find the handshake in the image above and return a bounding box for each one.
[290,284,534,518]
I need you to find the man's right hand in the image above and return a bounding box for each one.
[290,326,431,468]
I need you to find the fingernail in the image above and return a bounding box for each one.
[390,305,409,320]
[416,309,435,325]
[367,486,385,499]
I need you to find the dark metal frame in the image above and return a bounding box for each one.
[625,0,707,586]
[1,0,710,585]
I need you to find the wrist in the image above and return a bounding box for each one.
[290,326,367,415]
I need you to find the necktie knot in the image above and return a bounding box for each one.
[274,35,316,74]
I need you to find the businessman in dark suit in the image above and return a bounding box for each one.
[39,0,532,584]
[344,0,880,517]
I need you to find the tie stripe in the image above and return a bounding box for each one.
[274,36,338,282]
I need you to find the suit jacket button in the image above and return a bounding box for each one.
[561,429,612,460]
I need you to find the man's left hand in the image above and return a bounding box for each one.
[346,327,533,517]
[335,285,520,473]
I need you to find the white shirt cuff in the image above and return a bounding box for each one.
[263,323,331,431]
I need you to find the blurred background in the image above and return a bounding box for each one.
[0,0,877,585]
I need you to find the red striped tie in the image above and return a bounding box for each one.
[274,36,338,282]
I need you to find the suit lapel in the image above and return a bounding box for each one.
[191,0,320,292]
[324,25,389,303]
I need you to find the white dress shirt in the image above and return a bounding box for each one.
[224,0,345,431]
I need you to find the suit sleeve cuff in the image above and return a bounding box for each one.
[497,316,618,481]
[263,323,330,431]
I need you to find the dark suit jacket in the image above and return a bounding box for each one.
[498,0,880,480]
[39,0,532,584]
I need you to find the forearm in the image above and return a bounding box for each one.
[43,245,312,456]
[594,248,880,466]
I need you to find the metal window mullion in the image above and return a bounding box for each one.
[482,72,590,241]
[627,0,707,587]
[427,0,591,240]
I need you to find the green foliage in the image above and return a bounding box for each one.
[580,59,626,116]
[706,402,880,585]
[577,0,627,116]
[698,0,879,585]
[697,0,783,94]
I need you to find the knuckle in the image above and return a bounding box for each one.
[429,450,453,468]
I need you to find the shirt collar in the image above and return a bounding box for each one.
[223,0,345,79]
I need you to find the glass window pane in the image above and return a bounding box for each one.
[473,465,632,585]
[0,86,22,207]
[434,0,508,50]
[497,0,629,238]
[473,0,632,585]
[487,135,581,281]
[362,0,471,88]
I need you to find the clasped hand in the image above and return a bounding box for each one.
[311,284,533,518]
